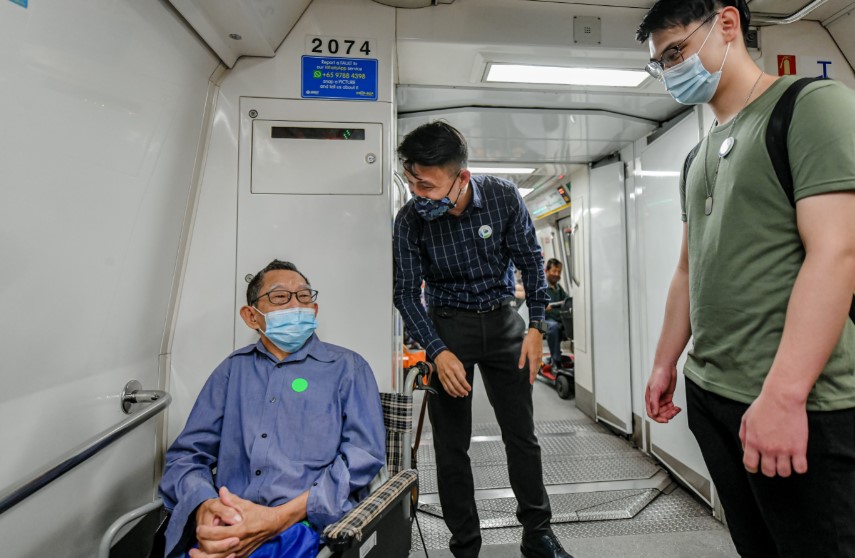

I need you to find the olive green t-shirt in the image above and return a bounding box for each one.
[680,76,855,411]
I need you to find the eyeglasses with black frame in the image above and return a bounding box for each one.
[645,11,719,80]
[253,288,319,306]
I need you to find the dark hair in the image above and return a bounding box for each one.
[546,258,563,270]
[246,260,310,305]
[636,0,750,43]
[397,121,468,176]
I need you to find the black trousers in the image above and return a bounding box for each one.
[686,379,855,558]
[427,304,552,558]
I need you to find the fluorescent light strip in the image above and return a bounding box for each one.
[469,166,536,175]
[634,170,680,178]
[518,188,534,197]
[486,64,648,87]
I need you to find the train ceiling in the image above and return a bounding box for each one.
[396,0,855,190]
[164,0,854,191]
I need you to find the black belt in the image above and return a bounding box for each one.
[432,298,513,314]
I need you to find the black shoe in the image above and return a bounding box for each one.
[520,531,574,558]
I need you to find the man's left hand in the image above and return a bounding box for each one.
[739,391,809,478]
[518,329,543,384]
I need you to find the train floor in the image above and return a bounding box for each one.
[407,368,739,558]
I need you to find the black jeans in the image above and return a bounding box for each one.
[427,303,552,558]
[686,379,855,558]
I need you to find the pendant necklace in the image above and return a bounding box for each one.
[702,71,765,216]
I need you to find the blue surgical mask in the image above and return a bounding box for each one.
[663,17,730,105]
[254,307,317,353]
[411,173,463,221]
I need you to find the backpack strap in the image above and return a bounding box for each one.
[764,77,854,324]
[680,141,702,220]
[681,142,702,189]
[765,76,825,208]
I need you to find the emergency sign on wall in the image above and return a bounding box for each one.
[301,56,379,101]
[778,55,796,76]
[776,54,835,79]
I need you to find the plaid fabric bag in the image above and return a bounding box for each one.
[379,392,412,476]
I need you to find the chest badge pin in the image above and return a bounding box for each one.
[478,225,493,239]
[291,378,309,393]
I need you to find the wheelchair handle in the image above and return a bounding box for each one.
[405,361,437,396]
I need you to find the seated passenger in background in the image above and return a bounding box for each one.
[544,258,568,366]
[159,259,385,558]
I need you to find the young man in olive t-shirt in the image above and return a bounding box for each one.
[639,1,855,556]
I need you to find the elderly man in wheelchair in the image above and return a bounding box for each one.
[158,259,387,558]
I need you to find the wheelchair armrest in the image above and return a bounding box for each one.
[98,498,165,558]
[322,468,418,552]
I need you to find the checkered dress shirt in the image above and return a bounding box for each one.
[393,175,548,359]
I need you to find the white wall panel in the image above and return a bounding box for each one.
[759,21,855,87]
[167,90,241,444]
[169,0,398,446]
[251,120,384,194]
[0,0,218,555]
[825,10,855,75]
[234,97,395,386]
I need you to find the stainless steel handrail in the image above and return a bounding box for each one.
[0,384,171,515]
[753,0,832,24]
[393,171,410,207]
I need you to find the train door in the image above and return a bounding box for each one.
[588,162,633,434]
[568,195,593,417]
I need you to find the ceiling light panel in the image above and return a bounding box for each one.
[469,166,536,174]
[486,63,648,87]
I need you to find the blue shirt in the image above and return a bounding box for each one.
[158,335,385,557]
[393,175,549,358]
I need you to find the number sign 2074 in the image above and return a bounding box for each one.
[307,36,376,57]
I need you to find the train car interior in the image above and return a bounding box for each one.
[1,0,853,556]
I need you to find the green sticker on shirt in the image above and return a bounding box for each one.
[291,378,309,393]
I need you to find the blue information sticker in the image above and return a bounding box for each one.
[301,56,378,101]
[9,0,28,7]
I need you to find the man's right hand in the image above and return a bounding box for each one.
[195,497,242,555]
[197,497,242,528]
[645,365,682,423]
[434,350,471,397]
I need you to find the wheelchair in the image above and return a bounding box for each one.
[99,363,434,558]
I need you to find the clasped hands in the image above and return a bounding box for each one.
[191,487,302,558]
